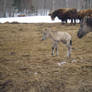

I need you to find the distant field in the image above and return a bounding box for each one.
[0,23,92,92]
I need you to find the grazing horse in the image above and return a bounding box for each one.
[77,16,92,38]
[77,9,92,22]
[42,28,72,58]
[49,8,77,24]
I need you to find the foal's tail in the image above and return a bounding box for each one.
[70,40,72,46]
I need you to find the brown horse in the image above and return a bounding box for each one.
[49,8,77,24]
[77,9,92,22]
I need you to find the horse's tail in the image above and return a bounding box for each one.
[70,40,72,46]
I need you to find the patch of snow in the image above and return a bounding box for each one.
[57,61,66,66]
[0,16,61,23]
[34,72,38,75]
[71,59,77,63]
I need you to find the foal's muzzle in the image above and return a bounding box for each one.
[41,37,46,41]
[41,38,44,41]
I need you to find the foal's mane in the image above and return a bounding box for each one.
[44,28,57,37]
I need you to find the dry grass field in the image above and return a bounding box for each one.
[0,23,92,92]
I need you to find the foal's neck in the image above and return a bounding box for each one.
[48,30,57,41]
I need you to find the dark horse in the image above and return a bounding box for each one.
[49,8,77,24]
[77,16,92,38]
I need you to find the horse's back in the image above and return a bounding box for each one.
[56,32,71,41]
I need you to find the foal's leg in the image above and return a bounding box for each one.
[55,47,58,56]
[52,46,55,56]
[52,42,58,56]
[66,42,71,58]
[66,40,72,58]
[67,45,72,58]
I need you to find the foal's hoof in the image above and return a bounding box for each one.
[67,55,71,58]
[51,53,54,56]
[56,53,58,56]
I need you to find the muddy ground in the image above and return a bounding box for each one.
[0,23,92,92]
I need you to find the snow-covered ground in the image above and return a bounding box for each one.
[0,16,61,23]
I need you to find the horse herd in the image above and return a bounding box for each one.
[49,8,92,24]
[42,15,92,58]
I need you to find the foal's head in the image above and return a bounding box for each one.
[42,28,50,40]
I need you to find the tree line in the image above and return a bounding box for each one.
[0,0,92,17]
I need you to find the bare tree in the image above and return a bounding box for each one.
[0,0,92,17]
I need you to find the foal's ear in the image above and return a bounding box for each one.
[41,28,47,33]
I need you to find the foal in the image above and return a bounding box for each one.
[42,28,72,58]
